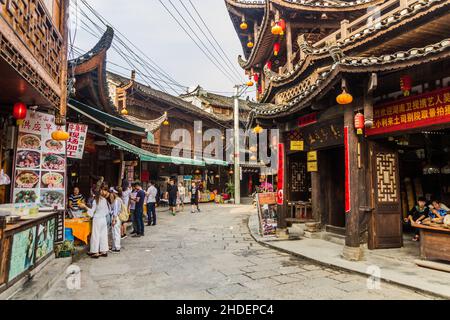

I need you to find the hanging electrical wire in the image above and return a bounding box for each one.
[158,0,241,85]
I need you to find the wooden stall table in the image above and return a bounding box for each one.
[64,218,92,245]
[412,222,450,262]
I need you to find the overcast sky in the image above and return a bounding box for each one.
[73,0,251,97]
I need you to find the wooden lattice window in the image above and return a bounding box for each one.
[376,153,398,203]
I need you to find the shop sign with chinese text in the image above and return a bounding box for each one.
[67,123,88,159]
[367,87,450,136]
[13,112,66,209]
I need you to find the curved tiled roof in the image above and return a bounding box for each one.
[251,38,450,118]
[259,0,449,102]
[69,26,114,67]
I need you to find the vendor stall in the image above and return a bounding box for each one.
[412,221,450,263]
[0,210,63,293]
[64,217,92,245]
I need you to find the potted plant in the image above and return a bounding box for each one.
[225,182,235,203]
[55,240,75,258]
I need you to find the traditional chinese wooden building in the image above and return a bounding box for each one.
[0,0,70,296]
[227,0,450,260]
[68,27,238,198]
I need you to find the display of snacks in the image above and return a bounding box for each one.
[15,171,40,188]
[45,139,64,153]
[40,191,65,208]
[42,154,65,171]
[18,134,41,150]
[41,172,64,189]
[14,190,38,204]
[16,150,40,169]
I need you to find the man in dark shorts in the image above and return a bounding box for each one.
[167,179,179,216]
[130,182,146,237]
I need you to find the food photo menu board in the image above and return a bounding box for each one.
[13,111,66,210]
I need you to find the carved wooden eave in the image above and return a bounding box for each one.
[107,71,233,128]
[252,38,450,118]
[227,0,387,70]
[69,26,117,114]
[259,0,450,103]
[271,0,386,11]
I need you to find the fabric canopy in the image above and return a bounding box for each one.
[68,99,147,135]
[106,134,205,166]
[204,158,229,166]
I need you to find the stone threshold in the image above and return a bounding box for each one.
[247,212,450,299]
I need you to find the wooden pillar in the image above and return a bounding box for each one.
[278,133,288,229]
[311,170,322,222]
[340,20,349,39]
[343,101,365,261]
[286,22,293,72]
[0,216,6,286]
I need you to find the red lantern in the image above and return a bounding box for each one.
[354,112,365,135]
[400,75,412,97]
[13,102,27,125]
[274,42,281,56]
[266,61,272,70]
[278,19,286,35]
[253,73,259,83]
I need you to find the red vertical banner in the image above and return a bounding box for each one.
[344,127,351,213]
[277,143,284,206]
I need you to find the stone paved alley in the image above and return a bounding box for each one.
[43,204,438,300]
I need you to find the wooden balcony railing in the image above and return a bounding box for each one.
[313,0,419,49]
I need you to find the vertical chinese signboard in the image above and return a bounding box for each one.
[67,123,88,159]
[13,112,66,210]
[367,87,450,136]
[277,143,284,206]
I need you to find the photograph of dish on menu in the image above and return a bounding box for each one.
[43,139,64,154]
[17,133,41,150]
[40,171,64,189]
[15,170,40,189]
[41,153,65,171]
[14,190,39,204]
[40,190,65,208]
[16,150,41,169]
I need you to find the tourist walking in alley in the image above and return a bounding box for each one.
[146,181,158,226]
[177,182,186,212]
[130,182,146,237]
[80,186,110,259]
[168,179,179,216]
[190,182,200,213]
[109,188,123,253]
[129,184,138,235]
[121,180,132,239]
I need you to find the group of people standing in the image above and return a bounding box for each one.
[74,178,202,259]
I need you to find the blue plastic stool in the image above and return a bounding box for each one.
[64,228,75,242]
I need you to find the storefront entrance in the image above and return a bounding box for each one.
[320,147,346,232]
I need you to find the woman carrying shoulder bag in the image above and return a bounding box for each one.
[109,188,123,253]
[79,186,110,259]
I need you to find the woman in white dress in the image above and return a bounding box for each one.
[80,186,110,259]
[109,188,122,253]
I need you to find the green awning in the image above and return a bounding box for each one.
[106,134,205,166]
[68,99,147,135]
[204,158,229,166]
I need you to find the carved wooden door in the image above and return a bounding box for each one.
[369,142,403,249]
[288,153,310,202]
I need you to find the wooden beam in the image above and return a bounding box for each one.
[286,22,293,72]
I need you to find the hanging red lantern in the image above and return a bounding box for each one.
[13,102,27,125]
[253,73,259,83]
[354,112,365,135]
[273,42,281,56]
[400,75,412,97]
[266,61,272,70]
[278,19,286,36]
[257,85,262,94]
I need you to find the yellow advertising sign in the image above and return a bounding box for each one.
[307,151,317,161]
[307,162,318,172]
[290,140,304,151]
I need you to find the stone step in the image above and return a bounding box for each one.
[322,232,346,246]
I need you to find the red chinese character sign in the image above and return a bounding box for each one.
[13,111,66,209]
[367,87,450,136]
[277,143,284,206]
[67,123,88,159]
